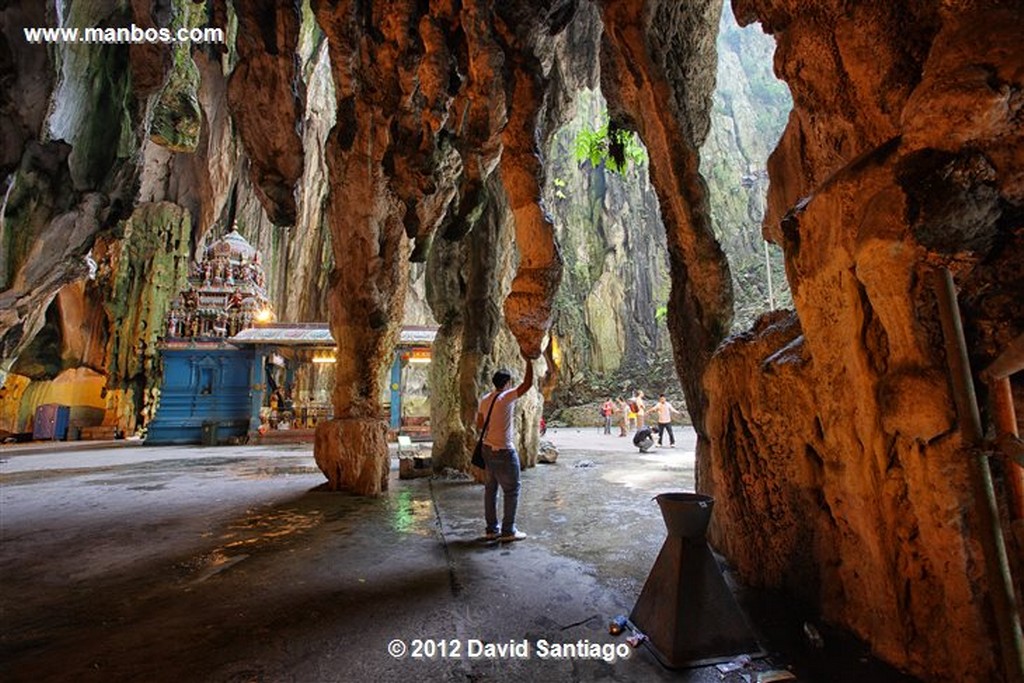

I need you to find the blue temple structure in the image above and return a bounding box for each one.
[146,226,436,446]
[145,229,271,445]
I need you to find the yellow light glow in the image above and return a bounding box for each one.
[406,348,431,364]
[550,334,563,368]
[311,349,337,364]
[255,308,274,323]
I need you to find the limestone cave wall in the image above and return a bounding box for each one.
[543,89,670,386]
[0,0,335,432]
[701,5,792,331]
[701,2,1024,680]
[5,2,1019,678]
[598,0,735,439]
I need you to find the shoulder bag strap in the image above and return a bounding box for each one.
[476,393,500,449]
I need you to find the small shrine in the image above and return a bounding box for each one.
[166,228,271,340]
[146,227,437,446]
[145,229,271,445]
[229,324,436,443]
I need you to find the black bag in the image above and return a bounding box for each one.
[473,394,499,469]
[471,441,486,468]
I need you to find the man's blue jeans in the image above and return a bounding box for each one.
[483,445,521,535]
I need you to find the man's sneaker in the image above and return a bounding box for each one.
[499,530,527,542]
[484,531,500,541]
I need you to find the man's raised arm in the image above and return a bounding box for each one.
[514,357,534,398]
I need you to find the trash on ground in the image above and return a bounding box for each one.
[716,653,752,673]
[608,615,628,635]
[624,621,647,648]
[573,460,596,468]
[626,631,647,648]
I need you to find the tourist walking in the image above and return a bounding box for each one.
[601,397,615,435]
[476,355,534,541]
[648,394,681,447]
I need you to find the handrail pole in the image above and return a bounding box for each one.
[934,268,1024,683]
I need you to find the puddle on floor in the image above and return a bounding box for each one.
[219,507,325,550]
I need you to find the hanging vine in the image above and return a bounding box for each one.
[573,116,647,175]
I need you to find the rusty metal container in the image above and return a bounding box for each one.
[630,492,762,668]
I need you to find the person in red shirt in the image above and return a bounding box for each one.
[601,397,615,435]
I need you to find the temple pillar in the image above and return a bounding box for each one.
[247,346,266,439]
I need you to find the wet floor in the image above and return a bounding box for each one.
[0,429,919,682]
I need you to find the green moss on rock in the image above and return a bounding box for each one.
[102,202,191,426]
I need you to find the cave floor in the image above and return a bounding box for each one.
[0,428,919,683]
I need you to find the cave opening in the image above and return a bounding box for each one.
[538,3,795,426]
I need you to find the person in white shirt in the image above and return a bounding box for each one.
[648,394,681,447]
[475,356,534,541]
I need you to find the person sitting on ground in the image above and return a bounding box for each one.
[647,394,682,447]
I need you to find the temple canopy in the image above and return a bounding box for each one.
[229,324,437,347]
[229,324,438,440]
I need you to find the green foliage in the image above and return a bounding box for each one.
[573,120,647,175]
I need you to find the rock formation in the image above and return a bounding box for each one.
[543,89,671,383]
[0,0,336,434]
[701,5,792,331]
[598,0,735,439]
[703,2,1024,679]
[305,0,588,492]
[3,1,1022,678]
[1,0,143,390]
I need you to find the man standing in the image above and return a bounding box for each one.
[601,397,615,435]
[648,394,681,447]
[476,356,534,542]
